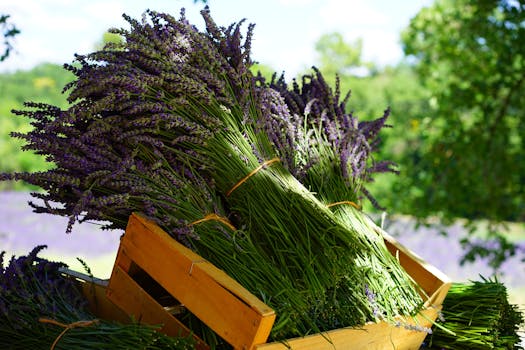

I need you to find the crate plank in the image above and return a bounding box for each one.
[128,212,275,316]
[379,226,451,306]
[61,268,131,324]
[109,212,276,350]
[106,264,209,350]
[256,307,439,350]
[255,219,452,349]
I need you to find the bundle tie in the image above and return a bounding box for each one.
[226,157,280,197]
[327,201,361,210]
[39,317,99,350]
[189,213,236,231]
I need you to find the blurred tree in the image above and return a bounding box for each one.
[401,0,525,267]
[313,33,384,124]
[315,32,375,78]
[0,63,74,190]
[1,14,20,61]
[251,62,278,82]
[94,31,124,51]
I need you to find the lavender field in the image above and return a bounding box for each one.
[0,191,121,279]
[1,191,524,305]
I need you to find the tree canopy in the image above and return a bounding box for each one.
[308,0,525,268]
[401,0,524,224]
[401,0,525,266]
[315,32,374,77]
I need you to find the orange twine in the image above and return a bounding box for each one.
[327,201,361,210]
[39,317,99,350]
[226,157,281,197]
[189,213,237,231]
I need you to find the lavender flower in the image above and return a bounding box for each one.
[0,245,87,321]
[2,7,257,236]
[364,283,382,319]
[257,67,398,208]
[395,320,433,334]
[0,247,196,349]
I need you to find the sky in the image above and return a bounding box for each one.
[1,0,432,78]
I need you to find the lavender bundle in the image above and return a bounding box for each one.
[256,70,424,319]
[2,7,424,341]
[424,278,524,350]
[263,69,396,207]
[0,246,195,349]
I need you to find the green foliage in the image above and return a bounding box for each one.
[354,64,434,213]
[314,44,432,212]
[0,63,73,190]
[395,0,525,268]
[0,246,197,349]
[315,33,371,77]
[401,0,525,224]
[93,31,124,51]
[425,278,524,349]
[311,3,524,268]
[1,1,522,270]
[314,32,376,79]
[313,32,431,177]
[0,14,20,61]
[250,62,277,82]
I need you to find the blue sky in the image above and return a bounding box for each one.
[1,0,431,77]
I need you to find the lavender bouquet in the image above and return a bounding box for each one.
[2,7,424,342]
[424,278,524,350]
[258,69,424,320]
[0,246,195,349]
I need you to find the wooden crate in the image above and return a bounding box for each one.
[106,212,276,350]
[106,212,451,350]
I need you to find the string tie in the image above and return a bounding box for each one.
[189,213,236,231]
[327,201,361,210]
[226,157,280,197]
[39,317,99,350]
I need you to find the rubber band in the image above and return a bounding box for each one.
[327,200,361,210]
[226,157,281,197]
[189,213,236,231]
[39,317,99,350]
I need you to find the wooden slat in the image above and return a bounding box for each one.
[116,212,276,350]
[60,268,132,324]
[114,244,133,272]
[364,215,452,307]
[131,213,275,316]
[379,227,452,306]
[107,264,209,350]
[256,307,439,350]
[80,278,132,324]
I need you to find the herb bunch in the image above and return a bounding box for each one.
[261,68,397,207]
[0,246,195,349]
[257,69,423,320]
[2,7,425,341]
[425,278,524,350]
